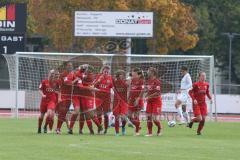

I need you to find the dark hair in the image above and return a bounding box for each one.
[63,61,73,67]
[115,69,125,78]
[132,67,144,79]
[181,66,188,71]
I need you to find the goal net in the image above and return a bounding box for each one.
[3,52,215,120]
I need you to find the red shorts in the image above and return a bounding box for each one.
[193,103,208,116]
[96,93,111,113]
[81,97,96,112]
[61,95,71,101]
[146,97,162,115]
[72,96,80,109]
[113,99,128,116]
[40,99,57,113]
[55,97,71,114]
[128,97,144,113]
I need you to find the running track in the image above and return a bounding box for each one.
[0,110,239,122]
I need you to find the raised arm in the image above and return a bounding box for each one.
[206,83,212,100]
[186,74,193,90]
[39,82,46,98]
[188,83,195,100]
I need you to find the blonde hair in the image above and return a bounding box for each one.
[100,65,110,73]
[199,71,206,77]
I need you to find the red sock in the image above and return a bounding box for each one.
[153,120,162,134]
[197,120,205,133]
[98,116,102,125]
[79,114,85,131]
[56,102,70,130]
[49,117,54,130]
[56,113,65,130]
[38,117,43,129]
[135,117,140,133]
[69,114,78,129]
[86,119,94,133]
[104,115,109,130]
[147,121,153,134]
[92,116,101,128]
[130,117,139,132]
[115,118,119,133]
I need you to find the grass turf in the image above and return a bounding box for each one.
[0,118,239,160]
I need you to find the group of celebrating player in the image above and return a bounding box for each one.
[38,62,212,136]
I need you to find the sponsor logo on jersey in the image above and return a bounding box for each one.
[46,88,55,92]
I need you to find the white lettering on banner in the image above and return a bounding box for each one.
[115,19,152,24]
[74,11,153,37]
[0,21,15,28]
[0,36,24,42]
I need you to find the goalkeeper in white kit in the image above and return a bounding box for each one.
[175,66,192,124]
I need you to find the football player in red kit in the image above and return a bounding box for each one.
[188,71,212,135]
[94,65,113,134]
[79,65,103,134]
[128,68,144,136]
[68,65,86,134]
[112,70,128,136]
[55,62,75,134]
[145,67,162,136]
[38,69,60,133]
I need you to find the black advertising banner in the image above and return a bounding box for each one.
[0,3,27,33]
[0,33,25,54]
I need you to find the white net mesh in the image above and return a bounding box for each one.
[3,52,214,119]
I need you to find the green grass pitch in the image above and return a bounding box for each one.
[0,118,240,160]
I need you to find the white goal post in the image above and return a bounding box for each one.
[3,52,215,120]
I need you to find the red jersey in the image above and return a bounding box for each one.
[60,70,75,95]
[113,79,128,102]
[146,78,161,100]
[75,69,84,86]
[82,73,94,86]
[189,81,212,104]
[73,69,85,96]
[39,79,59,101]
[80,73,95,98]
[95,74,113,93]
[129,78,144,99]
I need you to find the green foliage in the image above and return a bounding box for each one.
[183,0,240,83]
[28,0,198,54]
